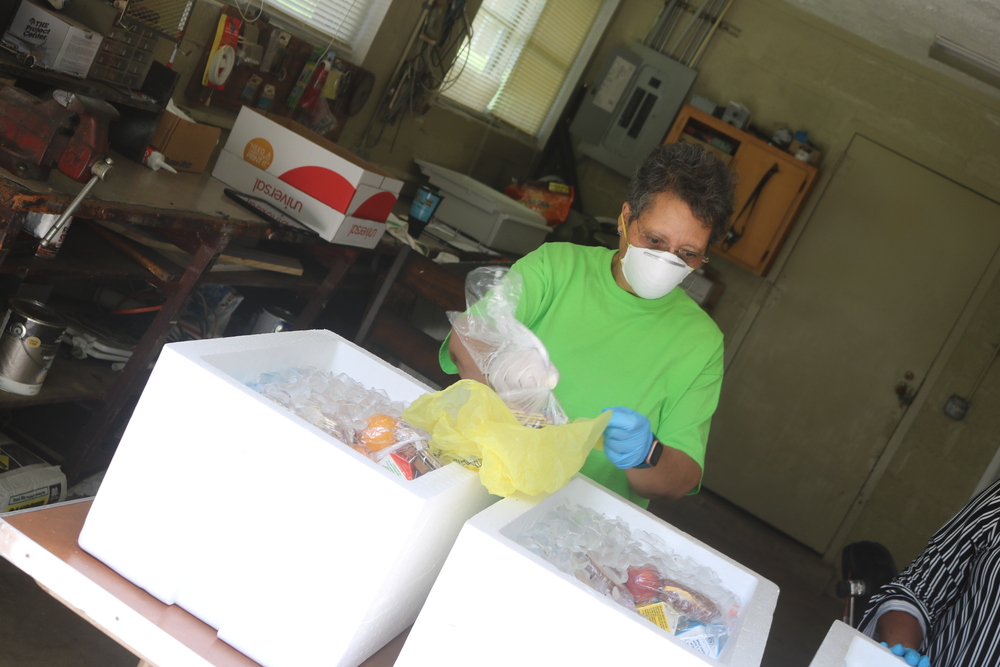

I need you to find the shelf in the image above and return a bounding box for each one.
[0,356,121,409]
[0,51,161,113]
[0,220,162,281]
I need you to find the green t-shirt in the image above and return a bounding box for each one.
[440,243,724,506]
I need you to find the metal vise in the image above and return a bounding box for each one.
[0,84,119,184]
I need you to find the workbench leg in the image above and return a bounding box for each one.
[0,206,29,265]
[63,235,231,485]
[293,245,360,329]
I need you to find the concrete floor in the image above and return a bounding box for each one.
[0,488,845,667]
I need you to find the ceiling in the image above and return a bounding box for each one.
[782,0,1000,100]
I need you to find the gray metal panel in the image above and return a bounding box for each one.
[571,42,697,178]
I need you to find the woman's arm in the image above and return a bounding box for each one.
[446,328,488,384]
[624,445,702,501]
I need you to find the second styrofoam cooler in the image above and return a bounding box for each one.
[396,475,779,666]
[414,159,550,255]
[78,330,497,667]
[808,621,904,667]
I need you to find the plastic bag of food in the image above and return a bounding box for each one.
[449,267,567,427]
[402,380,610,496]
[504,180,574,225]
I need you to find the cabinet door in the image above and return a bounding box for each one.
[714,145,811,275]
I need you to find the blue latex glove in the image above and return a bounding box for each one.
[602,407,654,469]
[881,642,931,667]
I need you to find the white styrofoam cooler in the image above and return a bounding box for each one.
[415,159,550,255]
[808,621,903,667]
[78,330,497,667]
[395,475,779,667]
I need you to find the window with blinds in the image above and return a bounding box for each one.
[264,0,391,63]
[441,0,616,142]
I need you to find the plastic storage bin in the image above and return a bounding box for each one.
[79,330,497,667]
[396,475,779,667]
[808,620,903,667]
[415,159,550,255]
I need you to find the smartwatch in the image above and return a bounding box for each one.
[634,440,664,469]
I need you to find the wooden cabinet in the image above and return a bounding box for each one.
[664,105,819,276]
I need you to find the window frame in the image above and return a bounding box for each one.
[437,0,620,147]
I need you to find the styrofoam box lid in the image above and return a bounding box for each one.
[808,621,902,667]
[414,159,548,230]
[398,475,778,667]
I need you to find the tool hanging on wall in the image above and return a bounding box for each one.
[722,162,778,250]
[202,13,241,99]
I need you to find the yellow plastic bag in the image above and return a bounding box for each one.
[402,380,611,497]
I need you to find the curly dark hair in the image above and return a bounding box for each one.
[624,142,737,246]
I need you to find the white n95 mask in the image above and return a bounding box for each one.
[620,217,694,299]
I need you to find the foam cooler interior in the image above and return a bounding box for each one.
[79,330,497,667]
[396,475,779,667]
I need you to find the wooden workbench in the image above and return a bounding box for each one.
[0,155,360,483]
[0,500,407,666]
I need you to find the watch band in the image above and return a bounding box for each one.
[634,439,663,469]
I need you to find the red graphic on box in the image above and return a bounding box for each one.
[278,165,354,212]
[352,191,397,222]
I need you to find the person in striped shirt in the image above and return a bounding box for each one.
[858,477,1000,667]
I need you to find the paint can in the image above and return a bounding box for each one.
[0,298,67,396]
[247,305,295,334]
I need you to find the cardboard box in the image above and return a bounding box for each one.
[213,150,388,247]
[0,433,66,512]
[808,621,902,667]
[149,111,222,174]
[221,106,402,223]
[78,330,497,667]
[397,475,779,667]
[789,139,822,166]
[3,1,103,77]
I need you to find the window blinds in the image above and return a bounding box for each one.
[443,0,604,137]
[264,0,387,61]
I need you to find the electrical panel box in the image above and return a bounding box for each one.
[570,42,696,178]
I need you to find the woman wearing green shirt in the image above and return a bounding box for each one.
[443,143,736,507]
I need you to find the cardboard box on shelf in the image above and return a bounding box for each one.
[149,111,222,174]
[78,330,497,667]
[397,475,779,667]
[0,434,66,512]
[220,106,402,220]
[4,0,103,77]
[789,139,822,166]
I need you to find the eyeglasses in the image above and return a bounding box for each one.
[628,220,710,268]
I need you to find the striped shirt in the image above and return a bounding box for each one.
[858,477,1000,666]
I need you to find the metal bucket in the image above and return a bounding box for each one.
[0,298,67,396]
[247,305,295,335]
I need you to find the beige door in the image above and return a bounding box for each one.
[705,135,1000,553]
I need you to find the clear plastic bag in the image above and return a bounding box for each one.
[448,267,567,427]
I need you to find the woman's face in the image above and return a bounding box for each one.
[618,192,711,263]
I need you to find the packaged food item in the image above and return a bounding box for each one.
[514,502,741,657]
